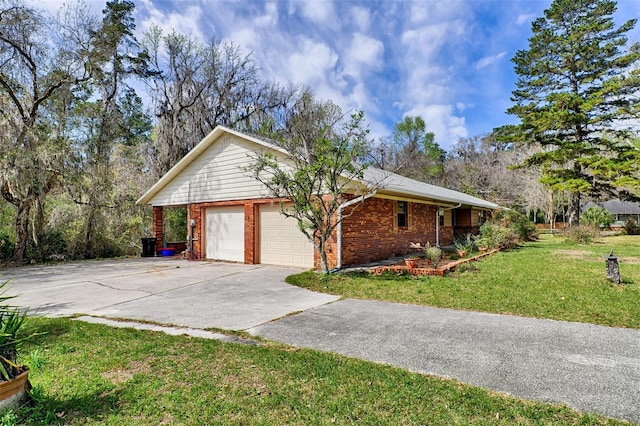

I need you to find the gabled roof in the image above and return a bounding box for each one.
[136,125,287,205]
[137,125,502,210]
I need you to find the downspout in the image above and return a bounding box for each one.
[436,203,461,247]
[332,191,377,272]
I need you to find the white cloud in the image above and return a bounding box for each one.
[409,1,465,25]
[516,13,536,26]
[475,51,507,69]
[295,0,335,25]
[405,104,468,148]
[136,0,205,41]
[286,37,339,86]
[255,2,279,28]
[344,33,384,78]
[350,6,371,32]
[228,27,260,51]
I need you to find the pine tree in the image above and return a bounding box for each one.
[505,0,640,225]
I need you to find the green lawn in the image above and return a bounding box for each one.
[287,235,640,328]
[7,318,630,425]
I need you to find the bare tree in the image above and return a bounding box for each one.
[142,27,297,178]
[444,134,548,212]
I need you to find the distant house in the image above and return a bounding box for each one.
[137,126,501,270]
[583,199,640,225]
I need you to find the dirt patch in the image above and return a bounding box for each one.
[101,360,151,385]
[620,257,640,265]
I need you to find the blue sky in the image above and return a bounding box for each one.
[36,0,640,149]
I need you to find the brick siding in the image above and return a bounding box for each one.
[152,206,164,253]
[157,197,460,269]
[336,198,441,267]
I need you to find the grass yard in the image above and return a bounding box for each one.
[5,318,630,425]
[287,235,640,328]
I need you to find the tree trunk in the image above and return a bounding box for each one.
[14,202,33,263]
[84,204,97,259]
[32,199,46,262]
[317,239,329,274]
[568,191,581,226]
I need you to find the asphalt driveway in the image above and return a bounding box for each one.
[250,299,640,424]
[1,258,338,330]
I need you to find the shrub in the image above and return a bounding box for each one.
[563,224,600,244]
[424,246,443,267]
[475,223,519,250]
[511,216,537,241]
[624,218,640,235]
[27,230,69,262]
[454,233,476,256]
[0,281,34,380]
[498,210,538,241]
[580,206,614,228]
[165,207,188,241]
[0,234,14,261]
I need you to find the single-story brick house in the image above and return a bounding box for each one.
[137,126,501,270]
[583,199,640,225]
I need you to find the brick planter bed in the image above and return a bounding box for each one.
[370,249,500,276]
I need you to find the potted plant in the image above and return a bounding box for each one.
[0,281,37,410]
[404,256,420,268]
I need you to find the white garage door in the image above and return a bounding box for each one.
[205,206,244,262]
[259,205,314,268]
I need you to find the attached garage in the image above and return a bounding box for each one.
[259,204,314,268]
[205,206,244,262]
[138,125,501,270]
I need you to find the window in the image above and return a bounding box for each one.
[439,213,445,227]
[397,201,408,228]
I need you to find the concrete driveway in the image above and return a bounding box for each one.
[2,259,638,423]
[1,258,339,330]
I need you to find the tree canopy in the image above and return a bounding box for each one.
[503,0,640,225]
[248,92,372,273]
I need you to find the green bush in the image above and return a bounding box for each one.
[165,207,187,242]
[454,233,476,255]
[424,246,443,267]
[504,211,538,241]
[475,223,519,250]
[27,230,69,262]
[0,234,14,261]
[624,218,640,235]
[488,210,537,244]
[580,206,614,228]
[563,224,600,244]
[0,281,35,380]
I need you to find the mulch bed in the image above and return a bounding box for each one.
[370,249,500,276]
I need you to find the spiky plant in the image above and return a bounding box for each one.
[0,282,33,380]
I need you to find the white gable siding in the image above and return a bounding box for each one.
[148,135,276,206]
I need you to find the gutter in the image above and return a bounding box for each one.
[333,191,377,272]
[436,203,461,247]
